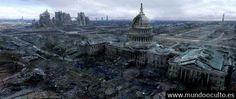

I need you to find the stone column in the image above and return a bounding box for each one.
[192,70,195,83]
[189,70,193,83]
[180,67,183,80]
[206,73,209,85]
[183,68,186,82]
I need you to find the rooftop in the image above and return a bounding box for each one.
[172,48,226,72]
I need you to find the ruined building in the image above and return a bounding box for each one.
[31,19,37,27]
[32,11,90,28]
[77,12,90,26]
[79,3,175,67]
[168,48,230,90]
[52,11,72,26]
[76,3,232,90]
[38,10,54,27]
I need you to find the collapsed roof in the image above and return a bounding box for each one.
[171,48,227,72]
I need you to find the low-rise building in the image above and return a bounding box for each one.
[168,48,230,90]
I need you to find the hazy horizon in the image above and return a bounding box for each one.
[0,0,236,21]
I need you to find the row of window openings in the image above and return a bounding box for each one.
[170,66,225,79]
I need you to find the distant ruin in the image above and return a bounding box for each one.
[32,10,90,28]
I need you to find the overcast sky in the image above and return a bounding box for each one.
[0,0,236,20]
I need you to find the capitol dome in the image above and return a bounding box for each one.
[126,3,154,49]
[132,3,151,29]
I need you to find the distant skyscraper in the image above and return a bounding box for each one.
[85,17,90,25]
[77,12,90,26]
[21,16,24,21]
[53,11,72,26]
[38,10,54,27]
[20,16,24,24]
[106,16,109,21]
[77,12,86,26]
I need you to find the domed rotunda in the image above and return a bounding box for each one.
[127,3,154,49]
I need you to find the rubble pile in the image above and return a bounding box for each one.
[0,33,178,98]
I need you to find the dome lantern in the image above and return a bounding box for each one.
[140,3,144,14]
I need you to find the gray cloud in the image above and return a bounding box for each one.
[1,0,236,20]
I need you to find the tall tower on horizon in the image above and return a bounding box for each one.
[222,13,225,22]
[106,16,109,21]
[140,3,143,14]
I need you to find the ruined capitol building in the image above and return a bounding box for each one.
[77,3,233,90]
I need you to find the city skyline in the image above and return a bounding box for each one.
[0,0,236,20]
